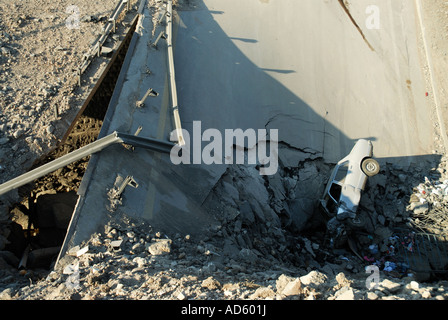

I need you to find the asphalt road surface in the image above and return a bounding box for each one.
[60,0,437,253]
[175,0,433,162]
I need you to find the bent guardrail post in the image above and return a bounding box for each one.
[117,132,175,153]
[136,87,159,107]
[151,30,166,49]
[0,131,175,196]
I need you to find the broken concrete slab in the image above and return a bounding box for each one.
[276,274,302,296]
[239,201,255,225]
[334,286,355,300]
[146,238,172,256]
[299,270,328,288]
[380,279,402,294]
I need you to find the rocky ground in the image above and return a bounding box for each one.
[0,0,448,305]
[0,0,135,186]
[2,213,448,302]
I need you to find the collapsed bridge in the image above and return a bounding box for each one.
[58,0,439,260]
[0,0,443,276]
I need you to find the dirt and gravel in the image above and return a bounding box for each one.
[0,0,136,187]
[0,0,448,303]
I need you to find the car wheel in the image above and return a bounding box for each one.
[345,215,366,230]
[361,158,380,176]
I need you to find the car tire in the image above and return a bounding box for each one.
[345,215,366,230]
[361,158,380,176]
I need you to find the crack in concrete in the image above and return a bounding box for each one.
[338,0,375,52]
[322,110,329,159]
[278,141,322,158]
[264,113,316,129]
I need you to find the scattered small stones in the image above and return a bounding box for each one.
[0,212,446,300]
[0,0,134,188]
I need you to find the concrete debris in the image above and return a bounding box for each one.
[0,218,445,300]
[0,47,10,55]
[299,270,328,288]
[68,245,89,257]
[335,272,352,288]
[276,275,302,296]
[407,175,448,233]
[408,280,420,291]
[110,240,123,251]
[248,287,276,300]
[334,286,355,300]
[201,277,221,290]
[146,238,172,256]
[380,279,402,293]
[3,153,446,300]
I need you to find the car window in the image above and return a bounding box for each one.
[334,162,349,183]
[329,182,342,202]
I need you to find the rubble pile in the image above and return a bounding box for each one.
[202,161,331,265]
[0,0,122,185]
[342,156,448,281]
[408,175,448,235]
[5,149,448,300]
[1,213,448,300]
[0,143,448,300]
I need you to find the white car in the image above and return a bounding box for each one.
[320,139,380,224]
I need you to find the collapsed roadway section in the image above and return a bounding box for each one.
[56,0,218,263]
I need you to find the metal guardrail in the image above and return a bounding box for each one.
[166,0,185,146]
[77,0,132,85]
[0,132,174,196]
[137,0,184,145]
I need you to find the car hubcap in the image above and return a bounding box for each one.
[366,162,377,172]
